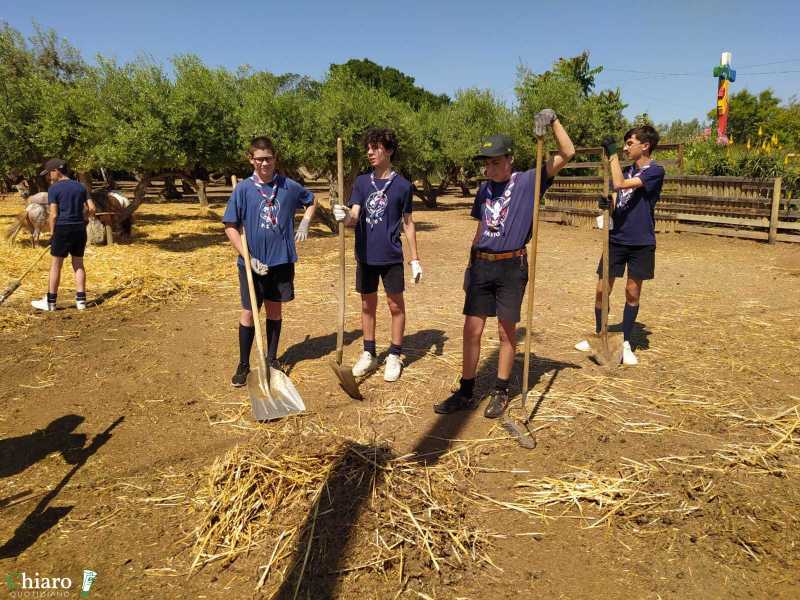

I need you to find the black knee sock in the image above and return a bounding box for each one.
[47,292,57,303]
[239,324,255,367]
[364,339,377,356]
[266,319,282,361]
[76,291,86,301]
[622,303,639,342]
[459,377,475,398]
[495,377,509,392]
[389,343,402,356]
[594,306,602,334]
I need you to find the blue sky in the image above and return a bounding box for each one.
[4,0,799,124]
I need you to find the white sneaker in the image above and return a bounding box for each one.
[76,300,87,310]
[622,341,638,366]
[575,339,591,352]
[31,296,56,311]
[383,354,403,382]
[352,351,379,377]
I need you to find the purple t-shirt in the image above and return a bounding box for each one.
[348,172,413,265]
[470,168,552,252]
[610,161,665,246]
[222,174,314,267]
[48,179,87,226]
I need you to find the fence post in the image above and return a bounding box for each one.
[769,177,782,244]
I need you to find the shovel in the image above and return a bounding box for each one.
[585,150,623,366]
[328,137,362,399]
[0,246,50,306]
[502,135,546,450]
[232,176,306,420]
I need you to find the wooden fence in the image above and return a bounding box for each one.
[542,146,800,244]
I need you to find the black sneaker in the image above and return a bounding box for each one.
[484,389,510,419]
[433,391,475,415]
[231,364,250,387]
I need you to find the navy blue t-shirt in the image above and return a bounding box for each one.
[471,168,552,252]
[48,179,88,226]
[348,172,413,265]
[222,174,314,267]
[610,162,665,246]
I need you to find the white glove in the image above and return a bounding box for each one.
[534,108,557,137]
[333,205,348,222]
[294,216,311,242]
[410,260,422,283]
[250,257,269,275]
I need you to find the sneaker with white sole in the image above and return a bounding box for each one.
[352,351,379,377]
[383,354,403,382]
[76,300,87,310]
[575,339,591,352]
[31,296,56,311]
[622,341,638,365]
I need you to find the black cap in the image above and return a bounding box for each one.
[474,134,513,159]
[40,158,67,176]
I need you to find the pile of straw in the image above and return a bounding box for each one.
[190,428,493,596]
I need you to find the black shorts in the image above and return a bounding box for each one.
[355,262,405,295]
[50,224,87,258]
[237,262,295,310]
[597,243,655,280]
[463,254,528,323]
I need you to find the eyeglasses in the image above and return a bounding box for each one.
[252,156,275,163]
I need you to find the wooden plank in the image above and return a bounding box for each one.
[769,177,782,244]
[777,220,800,231]
[674,212,769,228]
[677,224,768,241]
[776,232,800,243]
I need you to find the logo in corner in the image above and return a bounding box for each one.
[81,569,97,597]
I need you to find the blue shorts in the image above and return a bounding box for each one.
[237,262,295,310]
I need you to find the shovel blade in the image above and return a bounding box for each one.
[247,365,305,421]
[500,416,537,449]
[328,359,363,400]
[586,332,624,367]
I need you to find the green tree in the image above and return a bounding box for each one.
[170,54,241,212]
[330,58,450,110]
[658,119,704,143]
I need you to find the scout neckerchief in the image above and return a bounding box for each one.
[251,173,281,230]
[481,172,519,238]
[365,170,397,228]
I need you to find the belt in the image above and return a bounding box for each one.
[474,248,526,262]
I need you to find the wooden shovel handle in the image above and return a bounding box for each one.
[336,138,346,365]
[521,136,545,405]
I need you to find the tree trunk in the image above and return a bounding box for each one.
[125,172,151,217]
[181,177,195,195]
[420,178,438,208]
[458,167,471,197]
[162,175,183,199]
[196,178,209,215]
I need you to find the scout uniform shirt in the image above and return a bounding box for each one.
[348,171,413,265]
[222,173,314,267]
[610,162,665,246]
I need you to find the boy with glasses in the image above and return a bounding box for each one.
[223,137,316,386]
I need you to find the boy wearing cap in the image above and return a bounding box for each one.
[333,128,421,383]
[223,136,316,387]
[31,159,96,311]
[434,110,574,418]
[575,125,664,365]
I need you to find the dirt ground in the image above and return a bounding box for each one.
[1,184,799,599]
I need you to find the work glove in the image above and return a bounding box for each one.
[597,195,611,210]
[410,260,422,283]
[534,109,557,137]
[601,137,619,157]
[333,205,348,222]
[294,216,311,241]
[250,257,269,276]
